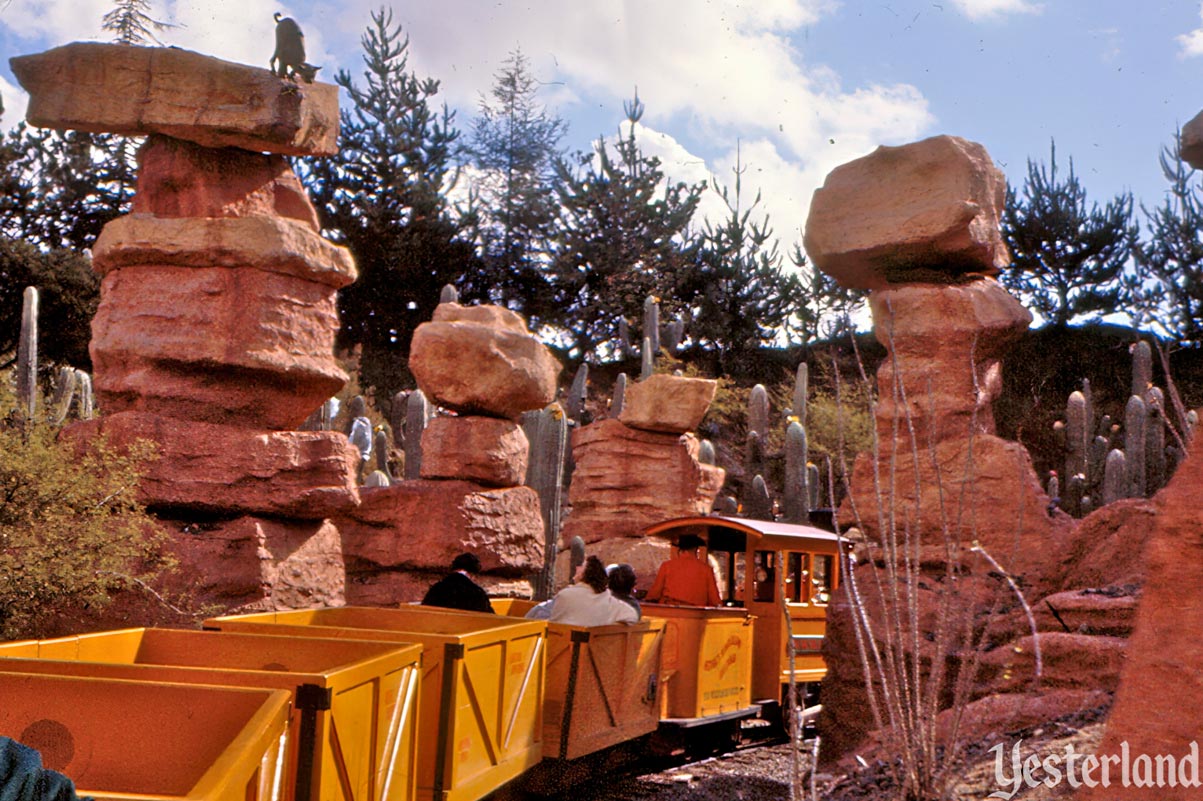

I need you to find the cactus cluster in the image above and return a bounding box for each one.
[12,286,95,426]
[1049,340,1193,516]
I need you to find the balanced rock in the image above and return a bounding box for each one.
[409,302,560,419]
[1182,108,1203,170]
[804,135,1009,289]
[90,215,355,429]
[869,278,1031,444]
[62,411,360,519]
[341,481,543,572]
[420,415,529,486]
[10,43,339,156]
[133,135,320,230]
[562,419,725,542]
[618,374,718,434]
[161,516,345,611]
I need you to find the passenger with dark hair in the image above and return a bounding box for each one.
[549,556,637,626]
[645,533,721,607]
[421,552,494,613]
[607,563,641,619]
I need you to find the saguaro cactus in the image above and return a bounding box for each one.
[611,373,628,418]
[643,295,660,355]
[404,390,430,480]
[793,363,808,428]
[1102,449,1127,505]
[1124,394,1147,499]
[1064,390,1088,481]
[566,363,589,423]
[1146,386,1167,493]
[748,384,770,439]
[782,421,809,524]
[523,405,568,601]
[439,284,459,304]
[17,286,37,421]
[745,474,772,520]
[1131,340,1153,400]
[664,319,685,353]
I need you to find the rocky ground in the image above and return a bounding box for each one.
[535,704,1108,801]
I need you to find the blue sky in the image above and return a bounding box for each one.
[2,1,1203,257]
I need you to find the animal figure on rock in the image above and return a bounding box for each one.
[270,12,320,83]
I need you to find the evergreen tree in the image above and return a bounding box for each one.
[102,0,173,45]
[461,49,565,324]
[1001,141,1138,328]
[787,244,864,346]
[547,92,704,360]
[679,149,800,372]
[1134,136,1203,343]
[303,7,482,405]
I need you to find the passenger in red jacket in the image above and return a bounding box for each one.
[645,534,721,607]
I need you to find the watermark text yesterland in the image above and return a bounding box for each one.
[989,739,1201,799]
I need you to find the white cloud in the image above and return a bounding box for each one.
[0,76,29,132]
[1178,4,1203,58]
[948,0,1043,20]
[0,0,112,46]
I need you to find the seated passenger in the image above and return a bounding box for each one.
[421,553,494,614]
[645,533,721,607]
[607,563,641,619]
[549,556,638,626]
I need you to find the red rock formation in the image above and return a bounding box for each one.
[1083,440,1203,801]
[803,134,1010,289]
[10,43,339,155]
[419,415,529,487]
[618,374,718,434]
[63,411,360,519]
[562,419,725,542]
[409,302,561,419]
[340,481,544,573]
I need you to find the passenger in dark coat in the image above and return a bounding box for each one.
[421,553,494,613]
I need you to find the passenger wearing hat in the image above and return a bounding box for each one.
[645,533,721,607]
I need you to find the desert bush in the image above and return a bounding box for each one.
[0,383,166,640]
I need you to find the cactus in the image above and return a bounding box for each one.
[643,295,660,355]
[1102,449,1127,505]
[523,405,568,601]
[748,384,770,439]
[699,439,716,466]
[17,286,37,421]
[404,390,430,480]
[793,363,809,428]
[618,318,634,359]
[1087,435,1109,493]
[1131,340,1153,400]
[1063,473,1085,517]
[75,370,94,420]
[390,391,409,443]
[1146,386,1167,493]
[1064,391,1088,481]
[364,470,391,488]
[745,474,772,520]
[374,429,392,479]
[566,363,589,423]
[664,319,684,353]
[611,373,628,418]
[439,284,459,304]
[49,366,78,426]
[1124,394,1147,498]
[807,462,821,510]
[782,421,809,524]
[1081,378,1094,449]
[640,337,654,380]
[744,431,766,490]
[714,495,738,515]
[1046,471,1060,505]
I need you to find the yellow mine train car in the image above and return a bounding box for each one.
[0,515,841,801]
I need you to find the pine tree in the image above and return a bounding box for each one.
[787,244,864,346]
[461,49,565,324]
[1134,135,1203,343]
[303,7,482,405]
[679,147,800,372]
[1001,141,1138,328]
[547,92,704,360]
[102,0,172,45]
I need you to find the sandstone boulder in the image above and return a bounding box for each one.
[10,43,339,156]
[340,480,543,573]
[132,135,320,230]
[344,569,533,607]
[936,689,1110,745]
[1058,497,1155,590]
[618,374,718,434]
[870,278,1031,444]
[1183,108,1203,170]
[409,303,560,419]
[978,632,1128,695]
[562,419,725,542]
[420,415,529,486]
[804,135,1009,289]
[161,516,345,611]
[63,411,360,518]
